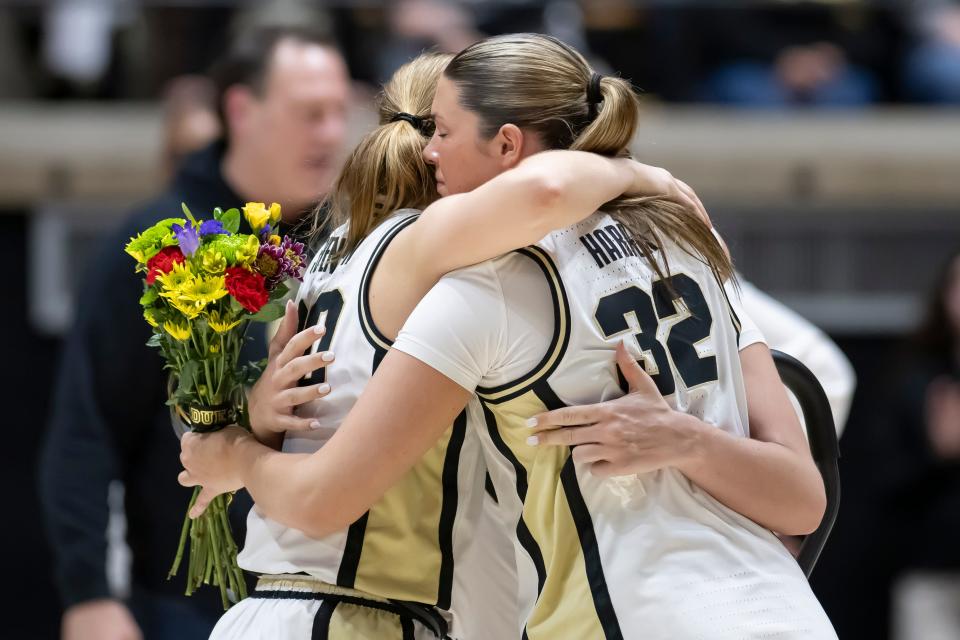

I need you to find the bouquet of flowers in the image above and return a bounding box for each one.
[125,201,306,608]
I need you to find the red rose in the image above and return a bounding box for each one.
[225,266,269,313]
[146,246,185,284]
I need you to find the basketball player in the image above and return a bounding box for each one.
[180,50,704,639]
[181,35,837,638]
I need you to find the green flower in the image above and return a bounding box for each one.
[125,218,186,264]
[197,246,227,275]
[235,235,260,266]
[205,234,257,265]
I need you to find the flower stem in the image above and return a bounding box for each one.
[168,486,199,580]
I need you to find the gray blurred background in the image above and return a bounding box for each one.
[2,1,958,638]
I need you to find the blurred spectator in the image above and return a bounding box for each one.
[904,0,960,103]
[38,25,349,640]
[882,248,960,640]
[373,0,608,83]
[42,0,124,95]
[697,1,884,107]
[161,76,220,177]
[376,0,483,81]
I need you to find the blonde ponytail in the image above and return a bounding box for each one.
[309,52,452,255]
[445,34,733,284]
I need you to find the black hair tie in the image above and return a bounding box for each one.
[587,72,604,120]
[390,111,424,129]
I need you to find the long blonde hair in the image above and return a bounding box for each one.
[444,34,733,284]
[315,52,452,254]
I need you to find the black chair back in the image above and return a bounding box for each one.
[771,350,842,578]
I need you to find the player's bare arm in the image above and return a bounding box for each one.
[530,342,827,536]
[179,349,472,537]
[371,152,707,340]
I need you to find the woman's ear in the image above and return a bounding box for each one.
[494,123,526,169]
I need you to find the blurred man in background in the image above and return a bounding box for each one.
[38,25,349,640]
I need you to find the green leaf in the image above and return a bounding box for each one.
[146,333,162,348]
[268,282,290,301]
[212,207,223,220]
[177,360,199,396]
[181,202,198,227]
[220,208,241,234]
[140,287,159,306]
[248,301,284,323]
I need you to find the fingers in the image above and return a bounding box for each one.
[189,487,218,519]
[529,404,602,431]
[275,414,325,433]
[530,426,605,447]
[280,350,335,386]
[276,323,326,370]
[269,300,300,360]
[178,469,198,487]
[676,179,710,227]
[616,341,659,396]
[276,382,332,408]
[571,444,609,465]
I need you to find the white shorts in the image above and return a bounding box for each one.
[210,575,448,640]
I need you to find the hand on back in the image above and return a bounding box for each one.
[625,161,712,228]
[247,300,335,440]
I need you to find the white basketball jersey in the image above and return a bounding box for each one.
[239,211,489,635]
[394,212,838,639]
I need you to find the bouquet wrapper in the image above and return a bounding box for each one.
[168,379,248,609]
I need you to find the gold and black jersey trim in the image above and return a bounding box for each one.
[357,212,421,352]
[479,402,547,597]
[476,246,571,405]
[532,383,624,639]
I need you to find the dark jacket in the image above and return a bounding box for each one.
[38,141,259,619]
[883,352,960,570]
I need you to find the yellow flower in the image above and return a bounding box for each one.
[169,276,227,318]
[199,248,227,275]
[156,262,202,317]
[209,343,220,354]
[168,296,202,320]
[156,261,194,294]
[268,235,281,246]
[163,319,192,341]
[268,202,282,225]
[143,308,159,327]
[207,310,242,334]
[235,235,261,265]
[243,202,270,233]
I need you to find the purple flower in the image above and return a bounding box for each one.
[171,223,200,257]
[280,236,307,281]
[199,219,228,237]
[256,235,307,288]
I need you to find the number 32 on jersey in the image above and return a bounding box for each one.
[595,273,718,396]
